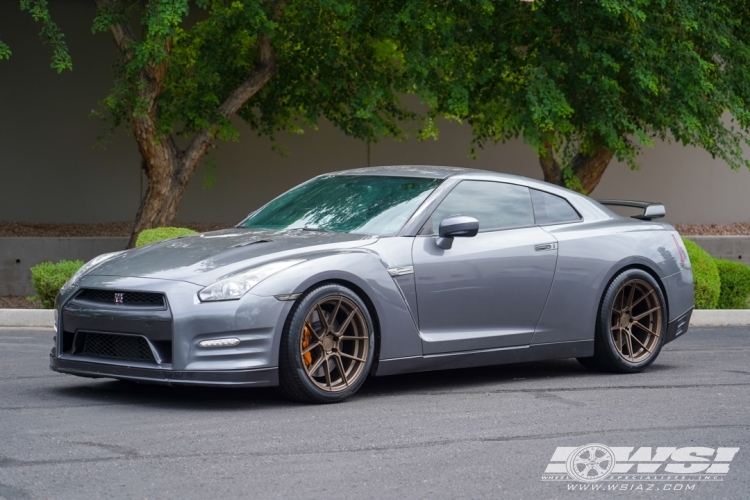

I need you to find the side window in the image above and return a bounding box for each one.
[427,181,535,234]
[530,189,581,225]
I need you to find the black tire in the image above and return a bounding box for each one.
[278,283,375,404]
[577,268,667,373]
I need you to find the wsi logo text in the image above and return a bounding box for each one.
[541,444,739,483]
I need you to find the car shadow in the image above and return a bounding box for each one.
[48,358,678,410]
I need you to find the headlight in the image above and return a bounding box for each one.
[198,259,306,302]
[59,251,126,294]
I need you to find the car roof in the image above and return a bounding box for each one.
[329,165,616,222]
[331,165,479,179]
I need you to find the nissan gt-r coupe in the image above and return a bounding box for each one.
[50,166,694,403]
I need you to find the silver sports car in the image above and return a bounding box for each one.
[51,166,694,403]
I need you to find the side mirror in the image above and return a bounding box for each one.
[436,215,479,249]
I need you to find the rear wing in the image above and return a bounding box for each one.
[596,200,666,221]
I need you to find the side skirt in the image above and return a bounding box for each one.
[374,340,594,377]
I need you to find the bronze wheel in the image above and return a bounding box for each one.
[610,279,663,363]
[279,284,375,403]
[578,268,666,373]
[299,296,370,392]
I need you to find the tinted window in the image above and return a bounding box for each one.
[427,181,534,234]
[241,175,441,235]
[530,189,581,225]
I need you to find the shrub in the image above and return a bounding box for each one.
[715,259,750,309]
[682,238,720,309]
[135,227,197,247]
[30,260,84,309]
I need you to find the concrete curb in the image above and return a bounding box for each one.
[690,310,750,327]
[0,309,54,328]
[1,308,748,329]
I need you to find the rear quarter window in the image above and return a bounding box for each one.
[530,189,582,225]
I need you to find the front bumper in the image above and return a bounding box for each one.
[50,355,278,386]
[52,275,292,386]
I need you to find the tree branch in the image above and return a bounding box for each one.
[180,1,288,180]
[93,0,138,61]
[539,141,562,185]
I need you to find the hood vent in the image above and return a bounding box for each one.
[229,239,272,248]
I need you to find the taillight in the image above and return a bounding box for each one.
[671,235,686,263]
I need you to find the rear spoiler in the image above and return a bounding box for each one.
[596,200,666,221]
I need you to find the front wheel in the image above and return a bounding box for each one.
[577,269,666,373]
[278,284,375,403]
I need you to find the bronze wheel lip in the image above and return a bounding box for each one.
[610,279,662,363]
[299,295,369,392]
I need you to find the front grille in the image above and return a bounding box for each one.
[81,332,156,362]
[76,289,165,307]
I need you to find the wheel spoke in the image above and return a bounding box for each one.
[335,309,358,336]
[630,289,654,310]
[316,304,330,332]
[633,305,659,321]
[301,341,322,356]
[627,282,636,310]
[323,356,332,389]
[340,335,368,341]
[624,330,635,361]
[334,354,349,387]
[633,320,660,338]
[307,353,326,375]
[306,319,325,341]
[626,330,652,353]
[330,298,343,328]
[338,351,366,362]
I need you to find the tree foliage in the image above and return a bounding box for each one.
[5,0,750,209]
[384,0,750,192]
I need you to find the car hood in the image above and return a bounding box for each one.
[88,228,378,286]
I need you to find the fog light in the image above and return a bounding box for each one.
[198,338,241,348]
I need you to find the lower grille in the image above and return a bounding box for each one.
[81,332,156,363]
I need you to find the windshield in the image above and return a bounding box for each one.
[240,175,441,235]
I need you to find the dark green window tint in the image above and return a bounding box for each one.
[240,175,441,235]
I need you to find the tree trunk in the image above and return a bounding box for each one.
[98,0,286,248]
[126,155,199,248]
[538,143,615,194]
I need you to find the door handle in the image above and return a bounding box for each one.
[534,242,558,252]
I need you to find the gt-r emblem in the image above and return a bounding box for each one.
[114,293,124,304]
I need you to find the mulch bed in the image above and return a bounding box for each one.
[0,296,42,309]
[674,222,750,236]
[0,221,233,237]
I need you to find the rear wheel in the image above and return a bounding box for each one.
[278,284,375,403]
[577,269,666,373]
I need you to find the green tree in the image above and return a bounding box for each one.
[6,0,413,247]
[390,0,750,193]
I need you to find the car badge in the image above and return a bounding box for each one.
[114,293,124,304]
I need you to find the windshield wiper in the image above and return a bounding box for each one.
[301,226,334,232]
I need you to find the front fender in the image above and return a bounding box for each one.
[249,250,423,361]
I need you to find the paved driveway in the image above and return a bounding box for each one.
[0,327,748,499]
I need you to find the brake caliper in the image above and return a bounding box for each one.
[302,325,313,366]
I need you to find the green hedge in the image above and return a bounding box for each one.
[715,259,750,309]
[135,227,197,247]
[682,238,721,309]
[30,260,84,309]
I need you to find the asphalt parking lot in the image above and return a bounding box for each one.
[0,327,748,499]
